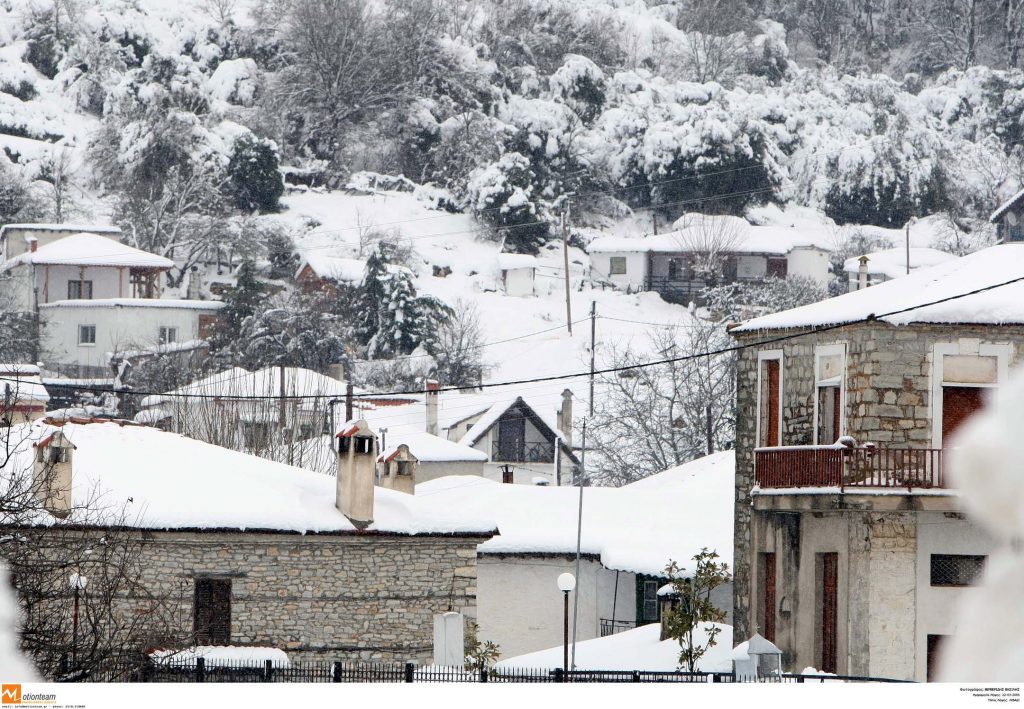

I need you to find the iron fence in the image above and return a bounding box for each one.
[599,619,637,637]
[61,657,914,684]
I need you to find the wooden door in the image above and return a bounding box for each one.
[762,360,781,447]
[194,578,231,645]
[762,552,776,642]
[942,386,986,444]
[821,553,838,674]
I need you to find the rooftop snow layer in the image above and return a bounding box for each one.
[295,253,365,282]
[991,188,1024,223]
[842,247,958,280]
[732,244,1024,332]
[1,232,173,270]
[38,298,223,310]
[0,223,122,235]
[0,368,49,403]
[379,431,489,463]
[140,366,354,407]
[1,420,497,536]
[415,450,734,576]
[457,397,568,447]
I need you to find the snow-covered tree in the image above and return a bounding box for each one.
[467,152,551,253]
[239,291,351,372]
[226,133,283,212]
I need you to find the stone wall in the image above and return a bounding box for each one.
[123,530,483,663]
[732,321,1024,641]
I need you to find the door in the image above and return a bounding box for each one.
[194,578,231,645]
[761,552,776,642]
[817,385,841,444]
[497,413,525,461]
[761,359,781,447]
[820,553,838,674]
[942,386,986,444]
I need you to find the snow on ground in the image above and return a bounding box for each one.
[1,420,496,536]
[149,645,290,668]
[415,451,734,576]
[497,622,733,672]
[734,244,1024,332]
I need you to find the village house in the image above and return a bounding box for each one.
[728,244,1024,681]
[415,451,734,660]
[0,225,223,377]
[0,364,49,424]
[294,254,365,296]
[588,214,831,304]
[1,416,495,664]
[990,189,1024,243]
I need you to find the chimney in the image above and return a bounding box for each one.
[425,379,439,436]
[186,266,202,299]
[857,255,869,290]
[327,362,345,383]
[335,419,377,527]
[378,443,418,495]
[27,236,37,253]
[558,389,573,447]
[32,430,75,518]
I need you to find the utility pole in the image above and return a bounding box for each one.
[706,404,714,456]
[279,363,288,458]
[562,201,573,336]
[589,301,596,417]
[652,212,658,235]
[905,218,912,275]
[571,419,586,670]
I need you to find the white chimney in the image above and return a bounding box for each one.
[379,443,418,495]
[327,363,346,383]
[558,389,573,447]
[32,429,75,518]
[335,419,377,527]
[857,255,870,290]
[425,379,439,436]
[186,266,202,299]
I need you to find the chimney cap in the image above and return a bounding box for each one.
[426,379,440,393]
[335,418,374,438]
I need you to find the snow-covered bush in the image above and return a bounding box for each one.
[467,152,551,253]
[550,54,607,124]
[227,133,283,212]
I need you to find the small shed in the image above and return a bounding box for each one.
[497,254,537,297]
[731,633,783,682]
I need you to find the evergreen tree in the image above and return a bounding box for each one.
[227,134,284,212]
[208,261,265,362]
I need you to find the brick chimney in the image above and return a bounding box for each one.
[558,389,573,447]
[335,420,377,527]
[32,430,75,518]
[425,379,439,436]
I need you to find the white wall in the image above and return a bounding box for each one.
[415,460,486,483]
[589,251,647,289]
[476,555,637,660]
[914,513,996,682]
[40,304,211,369]
[502,268,535,297]
[786,247,831,284]
[736,255,768,280]
[34,264,129,303]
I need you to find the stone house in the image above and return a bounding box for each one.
[2,417,495,663]
[728,244,1024,681]
[588,214,831,304]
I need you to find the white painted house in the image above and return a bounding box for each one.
[416,451,735,660]
[588,213,831,304]
[0,226,222,375]
[496,254,537,297]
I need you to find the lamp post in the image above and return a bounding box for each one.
[69,572,87,668]
[557,572,576,679]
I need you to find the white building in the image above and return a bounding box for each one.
[496,254,537,297]
[843,247,957,291]
[416,451,735,660]
[0,227,222,375]
[588,213,831,304]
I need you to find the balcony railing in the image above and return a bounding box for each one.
[755,445,946,491]
[599,619,637,637]
[491,440,555,464]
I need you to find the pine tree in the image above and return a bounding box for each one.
[209,261,265,362]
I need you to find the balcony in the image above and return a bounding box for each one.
[491,439,555,464]
[755,445,946,491]
[599,619,637,637]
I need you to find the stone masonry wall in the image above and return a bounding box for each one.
[121,531,483,663]
[732,321,1024,640]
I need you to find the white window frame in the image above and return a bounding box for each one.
[755,349,784,449]
[812,343,847,445]
[78,325,96,346]
[930,340,1012,448]
[159,326,179,345]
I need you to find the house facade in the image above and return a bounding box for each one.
[3,417,494,667]
[729,245,1022,681]
[588,215,831,304]
[990,189,1024,243]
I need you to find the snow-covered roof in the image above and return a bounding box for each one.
[141,366,353,407]
[1,420,496,536]
[415,450,734,576]
[0,232,173,270]
[458,396,568,448]
[379,432,488,463]
[0,366,49,404]
[990,188,1024,223]
[0,223,122,236]
[732,244,1024,332]
[588,214,831,256]
[842,247,957,280]
[498,622,733,672]
[497,254,538,270]
[0,363,40,376]
[38,298,223,310]
[296,253,365,283]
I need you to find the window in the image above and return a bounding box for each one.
[609,257,627,275]
[193,578,231,645]
[396,460,414,476]
[667,258,681,280]
[36,447,69,464]
[930,554,985,587]
[814,345,846,444]
[757,352,782,447]
[158,326,178,345]
[932,343,1008,447]
[642,580,659,622]
[78,325,96,346]
[67,280,93,300]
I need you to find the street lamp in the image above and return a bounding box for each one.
[69,572,87,668]
[557,572,576,678]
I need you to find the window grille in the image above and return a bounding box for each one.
[930,554,985,587]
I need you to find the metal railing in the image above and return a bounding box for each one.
[491,440,555,463]
[599,619,637,637]
[755,445,946,491]
[59,657,915,684]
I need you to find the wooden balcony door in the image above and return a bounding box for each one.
[942,386,986,444]
[760,359,781,447]
[820,553,838,674]
[760,552,776,642]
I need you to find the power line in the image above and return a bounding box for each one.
[7,272,1024,402]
